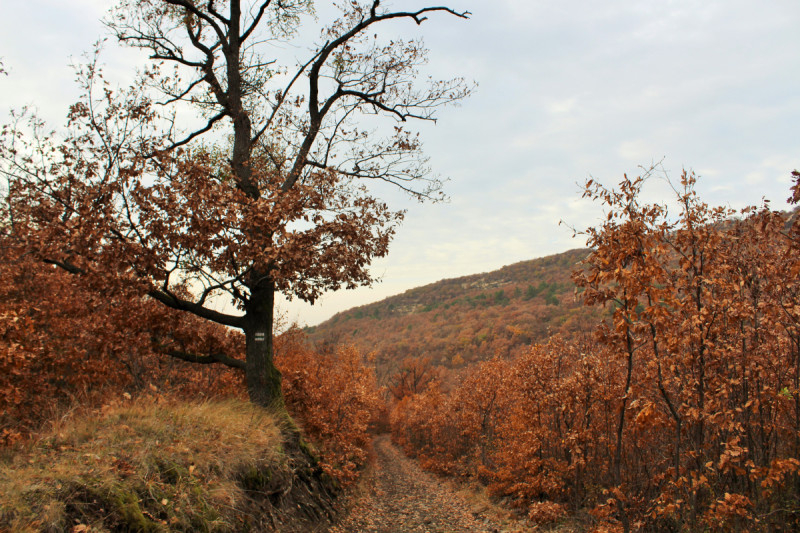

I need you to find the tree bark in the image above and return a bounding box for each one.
[245,277,283,408]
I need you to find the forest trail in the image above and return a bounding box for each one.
[330,435,508,533]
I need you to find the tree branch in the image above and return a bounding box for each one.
[280,5,469,193]
[251,51,319,145]
[150,53,205,69]
[164,0,228,45]
[43,258,85,275]
[207,0,231,25]
[156,76,206,105]
[241,0,273,42]
[161,111,226,152]
[165,348,246,369]
[148,288,246,328]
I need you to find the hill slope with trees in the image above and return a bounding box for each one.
[306,248,606,376]
[388,170,800,531]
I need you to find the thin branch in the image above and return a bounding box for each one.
[150,53,205,69]
[196,269,248,306]
[251,51,320,145]
[241,0,273,42]
[161,111,226,152]
[156,77,205,105]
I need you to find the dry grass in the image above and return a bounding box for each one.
[0,397,288,532]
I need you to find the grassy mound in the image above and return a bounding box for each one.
[0,398,337,532]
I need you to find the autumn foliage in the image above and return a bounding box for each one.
[0,0,471,408]
[275,328,382,485]
[308,248,604,375]
[0,235,243,446]
[392,170,800,531]
[0,245,379,481]
[1,235,379,490]
[390,335,611,525]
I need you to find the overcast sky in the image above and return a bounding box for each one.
[1,1,799,326]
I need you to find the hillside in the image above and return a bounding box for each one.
[0,399,338,532]
[306,248,605,377]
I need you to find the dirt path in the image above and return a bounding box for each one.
[330,435,504,533]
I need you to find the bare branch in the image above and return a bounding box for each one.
[241,0,273,42]
[207,0,231,25]
[161,111,226,152]
[280,5,469,193]
[150,53,205,69]
[156,76,206,105]
[251,51,320,145]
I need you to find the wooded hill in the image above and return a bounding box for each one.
[305,248,605,376]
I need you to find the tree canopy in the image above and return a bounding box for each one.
[0,0,471,406]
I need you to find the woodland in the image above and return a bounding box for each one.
[391,170,800,531]
[1,1,800,532]
[306,247,608,381]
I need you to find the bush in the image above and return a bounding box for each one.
[276,329,381,485]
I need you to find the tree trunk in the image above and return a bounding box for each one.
[245,279,283,408]
[613,326,635,533]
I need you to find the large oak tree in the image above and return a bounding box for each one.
[0,0,471,406]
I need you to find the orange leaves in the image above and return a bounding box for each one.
[632,400,659,430]
[527,500,567,525]
[788,170,800,205]
[704,493,753,530]
[275,329,381,485]
[391,335,611,512]
[571,167,800,529]
[309,248,600,378]
[757,458,800,498]
[391,169,800,530]
[0,235,244,446]
[387,355,439,400]
[717,437,748,475]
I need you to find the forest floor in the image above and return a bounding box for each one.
[329,435,531,533]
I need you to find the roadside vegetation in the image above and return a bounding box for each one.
[389,170,800,532]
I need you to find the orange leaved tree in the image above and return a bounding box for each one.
[0,230,244,445]
[391,168,800,531]
[574,168,800,531]
[0,0,471,407]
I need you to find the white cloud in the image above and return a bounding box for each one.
[547,97,578,115]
